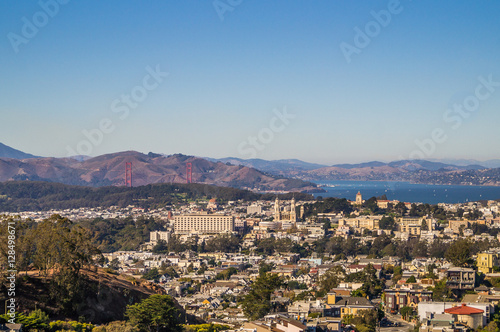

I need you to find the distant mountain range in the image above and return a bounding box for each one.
[208,157,493,173]
[0,142,38,159]
[2,142,500,189]
[427,158,500,169]
[0,144,320,193]
[210,158,500,186]
[204,157,327,173]
[290,162,500,186]
[330,160,485,172]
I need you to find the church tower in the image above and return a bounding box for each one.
[274,196,281,221]
[356,191,362,205]
[290,196,297,222]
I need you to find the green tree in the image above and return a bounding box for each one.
[160,266,178,279]
[363,197,381,214]
[205,234,240,253]
[287,281,307,290]
[319,266,345,293]
[207,258,217,267]
[143,268,161,281]
[301,197,353,218]
[370,234,392,257]
[351,309,379,332]
[423,264,438,279]
[215,267,238,280]
[406,276,416,283]
[471,223,489,235]
[184,324,231,332]
[445,239,472,267]
[431,279,452,301]
[394,202,408,216]
[466,209,483,220]
[274,238,295,253]
[400,306,414,320]
[429,239,450,258]
[255,238,278,255]
[411,241,428,258]
[346,264,384,298]
[17,310,50,331]
[379,216,395,230]
[125,295,182,332]
[152,240,169,254]
[167,235,186,254]
[258,262,274,275]
[421,219,428,231]
[239,273,285,320]
[392,266,402,282]
[9,215,103,314]
[92,321,139,332]
[80,215,165,252]
[381,243,397,257]
[479,321,500,332]
[351,289,367,297]
[321,219,331,231]
[109,258,120,270]
[197,264,207,275]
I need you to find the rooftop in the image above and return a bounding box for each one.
[334,296,373,307]
[444,304,484,315]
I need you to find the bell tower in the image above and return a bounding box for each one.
[274,196,281,221]
[356,191,362,205]
[290,196,297,222]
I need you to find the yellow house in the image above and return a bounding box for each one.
[477,252,500,274]
[327,290,351,305]
[332,297,374,318]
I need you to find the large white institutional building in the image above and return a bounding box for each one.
[174,214,235,234]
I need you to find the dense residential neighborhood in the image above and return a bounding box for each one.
[3,191,500,331]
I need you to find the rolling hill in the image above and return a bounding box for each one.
[2,142,499,188]
[0,150,321,193]
[0,181,314,212]
[207,157,326,173]
[290,162,500,186]
[5,267,202,325]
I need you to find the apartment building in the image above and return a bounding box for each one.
[174,214,234,234]
[447,267,475,290]
[384,288,432,313]
[338,216,381,230]
[477,252,500,274]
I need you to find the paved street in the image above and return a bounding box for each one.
[380,324,411,332]
[380,313,414,332]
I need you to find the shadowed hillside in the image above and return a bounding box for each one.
[1,268,202,325]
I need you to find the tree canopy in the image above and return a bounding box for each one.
[445,239,473,267]
[125,295,182,332]
[0,215,102,314]
[0,181,313,212]
[239,273,285,320]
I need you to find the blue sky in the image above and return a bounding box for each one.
[1,1,499,164]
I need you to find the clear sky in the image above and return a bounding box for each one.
[1,1,499,165]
